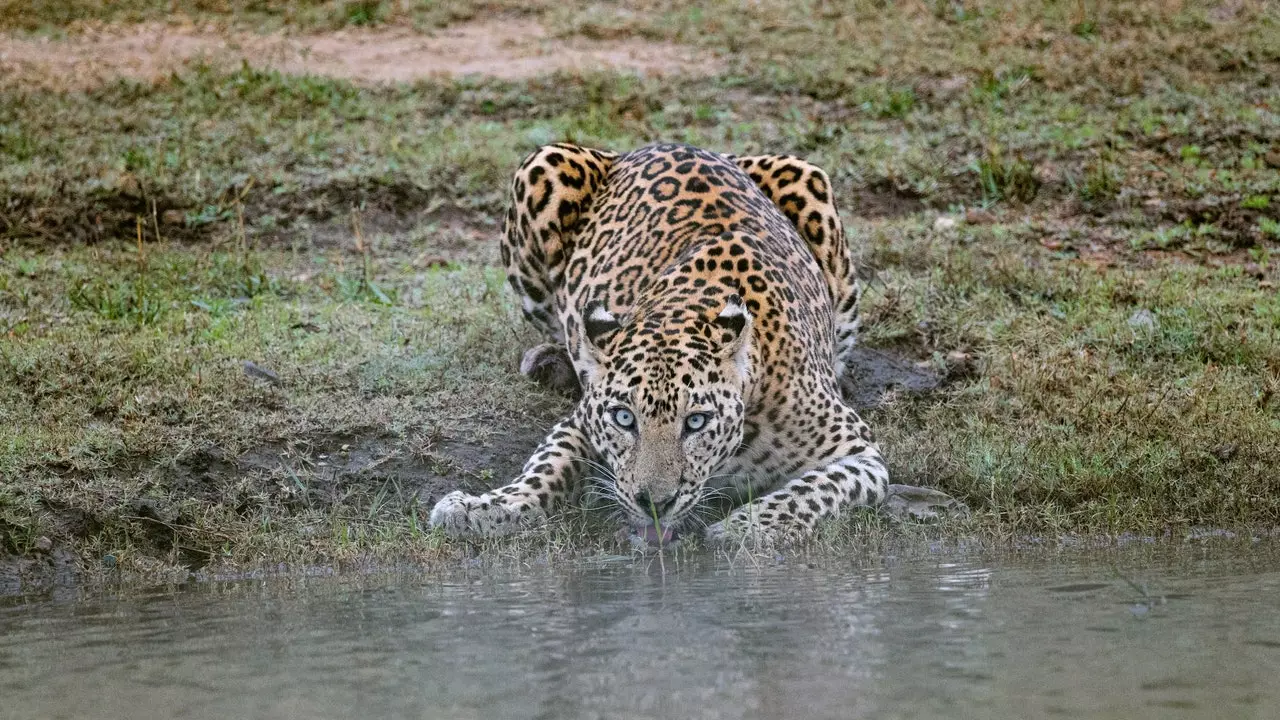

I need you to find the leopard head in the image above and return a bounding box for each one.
[574,294,753,540]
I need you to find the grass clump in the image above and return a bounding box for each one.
[1073,152,1122,208]
[971,144,1040,204]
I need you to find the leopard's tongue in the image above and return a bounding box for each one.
[635,524,675,544]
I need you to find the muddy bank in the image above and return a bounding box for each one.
[1,346,943,597]
[0,548,78,600]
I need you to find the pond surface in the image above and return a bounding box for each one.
[2,542,1278,719]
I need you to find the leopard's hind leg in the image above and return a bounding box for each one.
[501,143,616,395]
[735,154,861,377]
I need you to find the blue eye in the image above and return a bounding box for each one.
[684,413,708,432]
[612,408,635,429]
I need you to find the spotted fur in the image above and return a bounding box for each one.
[429,143,888,546]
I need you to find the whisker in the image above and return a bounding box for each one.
[698,481,739,495]
[695,484,739,503]
[581,485,621,507]
[571,455,616,481]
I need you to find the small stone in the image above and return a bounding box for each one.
[933,215,959,232]
[34,536,53,553]
[1128,309,1158,333]
[1265,150,1280,169]
[242,360,281,384]
[944,350,975,377]
[161,209,185,225]
[103,554,118,568]
[1212,444,1238,461]
[965,208,997,225]
[883,484,970,522]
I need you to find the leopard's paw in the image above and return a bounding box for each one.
[704,512,794,549]
[519,343,579,396]
[428,491,547,537]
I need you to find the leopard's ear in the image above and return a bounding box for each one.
[712,295,748,339]
[712,295,753,372]
[576,299,626,387]
[583,300,622,348]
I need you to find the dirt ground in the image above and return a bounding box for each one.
[2,351,940,597]
[0,18,719,89]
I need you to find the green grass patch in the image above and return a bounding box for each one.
[0,0,551,34]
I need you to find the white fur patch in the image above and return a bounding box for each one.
[587,304,616,324]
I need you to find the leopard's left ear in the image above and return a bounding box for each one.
[712,295,753,368]
[583,300,622,348]
[576,299,626,387]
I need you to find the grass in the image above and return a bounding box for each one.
[1,0,1278,586]
[0,0,553,34]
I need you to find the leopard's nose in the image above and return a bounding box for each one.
[634,491,677,516]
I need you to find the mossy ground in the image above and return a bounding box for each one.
[1,0,1278,589]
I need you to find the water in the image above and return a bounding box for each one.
[2,543,1278,720]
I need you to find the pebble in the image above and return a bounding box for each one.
[242,360,281,384]
[1127,309,1158,333]
[964,208,997,225]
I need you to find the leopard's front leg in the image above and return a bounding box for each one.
[429,418,595,537]
[705,402,889,547]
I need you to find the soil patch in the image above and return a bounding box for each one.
[842,346,943,409]
[231,428,545,508]
[847,186,929,219]
[0,19,720,90]
[2,177,497,257]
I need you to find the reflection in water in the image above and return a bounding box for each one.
[1,544,1279,719]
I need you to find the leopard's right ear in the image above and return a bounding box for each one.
[583,300,622,349]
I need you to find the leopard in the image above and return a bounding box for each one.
[428,142,889,547]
